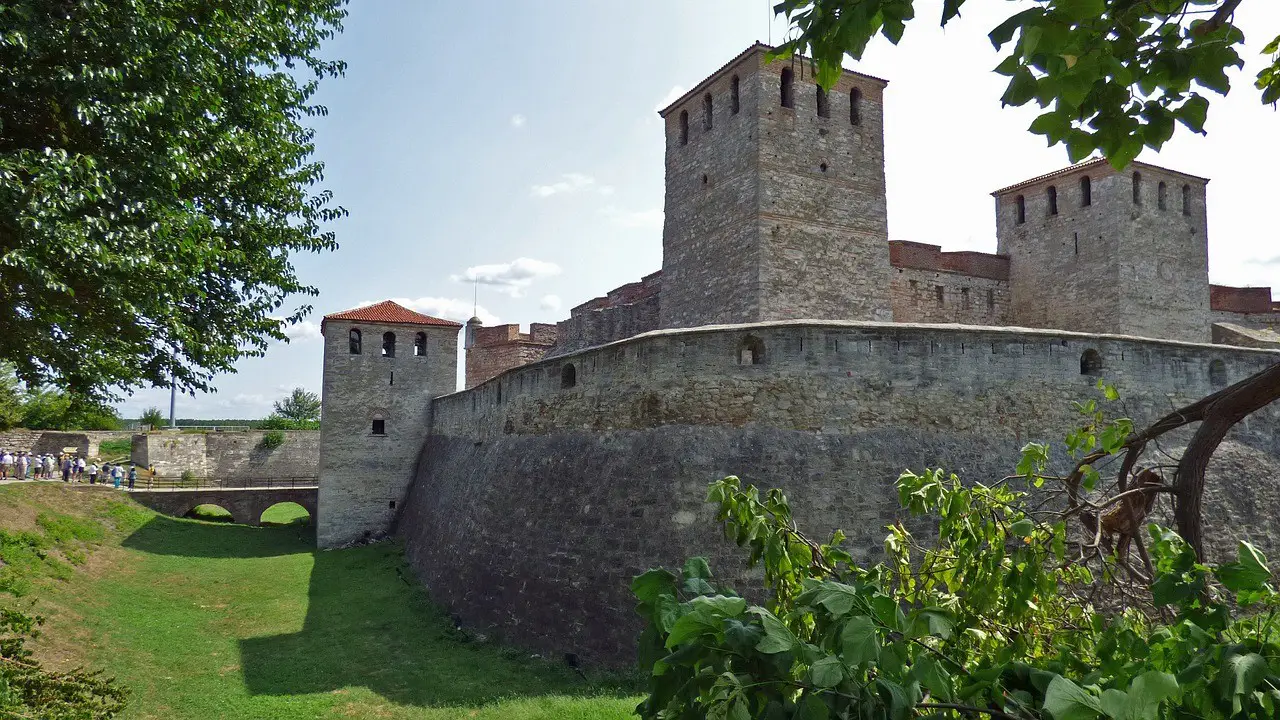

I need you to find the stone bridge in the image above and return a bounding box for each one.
[129,487,318,526]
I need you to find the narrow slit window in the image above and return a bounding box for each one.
[816,86,829,118]
[730,75,740,114]
[1015,195,1026,225]
[987,289,995,313]
[1132,172,1142,204]
[381,331,395,358]
[678,110,688,146]
[1080,175,1092,206]
[850,88,862,125]
[1158,181,1167,210]
[780,68,794,108]
[961,287,970,309]
[1181,184,1191,216]
[702,93,713,130]
[348,328,362,354]
[935,285,945,306]
[414,332,426,357]
[1047,185,1058,216]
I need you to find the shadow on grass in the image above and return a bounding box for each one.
[121,515,635,708]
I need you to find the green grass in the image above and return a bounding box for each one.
[0,485,640,719]
[188,503,235,523]
[97,438,133,459]
[259,501,310,526]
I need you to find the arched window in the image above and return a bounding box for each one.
[738,335,765,365]
[348,328,362,355]
[495,383,502,405]
[381,331,395,358]
[816,86,829,118]
[371,418,385,435]
[1080,175,1092,206]
[561,363,577,389]
[703,93,713,130]
[1132,172,1142,204]
[1181,184,1191,216]
[1080,349,1103,376]
[850,88,862,125]
[679,110,689,146]
[1047,185,1058,216]
[1209,359,1227,388]
[730,75,740,114]
[780,67,794,108]
[414,332,426,357]
[1015,195,1026,225]
[1157,181,1167,210]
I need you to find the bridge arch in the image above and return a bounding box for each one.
[130,487,318,529]
[260,501,312,526]
[185,503,236,523]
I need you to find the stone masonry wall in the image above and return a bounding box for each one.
[135,431,318,480]
[890,267,1011,325]
[402,321,1280,666]
[466,324,557,389]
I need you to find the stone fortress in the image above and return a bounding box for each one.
[317,45,1280,665]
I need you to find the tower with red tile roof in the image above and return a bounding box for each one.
[317,301,461,547]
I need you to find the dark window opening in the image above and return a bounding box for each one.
[819,162,827,172]
[371,418,386,435]
[496,383,502,405]
[1047,185,1058,215]
[935,285,945,306]
[561,363,577,389]
[381,331,396,357]
[1015,195,1026,225]
[1182,184,1191,216]
[738,335,765,365]
[1074,231,1079,255]
[701,173,708,185]
[679,110,689,146]
[389,500,396,509]
[1209,359,1227,388]
[730,75,740,114]
[1158,181,1167,210]
[1080,176,1092,206]
[348,328,362,354]
[414,332,426,357]
[1080,349,1103,376]
[961,287,970,309]
[816,86,829,118]
[389,371,393,386]
[1132,172,1142,204]
[702,93,713,130]
[987,289,995,312]
[780,68,794,108]
[850,88,862,125]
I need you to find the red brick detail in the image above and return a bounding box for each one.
[321,300,462,333]
[888,241,1009,281]
[466,324,559,389]
[569,271,663,315]
[1211,285,1276,314]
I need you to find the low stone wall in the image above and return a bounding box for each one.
[135,431,319,480]
[400,320,1280,667]
[0,430,132,457]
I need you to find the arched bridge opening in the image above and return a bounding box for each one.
[130,487,318,528]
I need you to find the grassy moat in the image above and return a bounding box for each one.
[0,484,638,719]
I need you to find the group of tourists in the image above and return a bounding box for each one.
[0,449,139,489]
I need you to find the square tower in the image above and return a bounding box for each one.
[657,44,892,328]
[317,301,460,548]
[994,159,1211,342]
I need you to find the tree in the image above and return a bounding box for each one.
[0,364,22,430]
[19,387,119,430]
[775,0,1280,167]
[272,387,321,424]
[140,407,166,429]
[0,0,349,400]
[1,608,126,719]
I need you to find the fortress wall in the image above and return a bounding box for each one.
[550,292,661,356]
[890,267,1011,325]
[402,322,1280,665]
[136,431,318,480]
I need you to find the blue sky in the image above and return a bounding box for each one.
[116,0,1280,418]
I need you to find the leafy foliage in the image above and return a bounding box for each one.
[272,387,322,424]
[18,386,119,430]
[635,452,1280,717]
[0,0,349,399]
[139,407,166,429]
[773,0,1278,168]
[0,608,127,718]
[259,429,286,451]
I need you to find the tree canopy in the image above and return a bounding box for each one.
[0,0,349,400]
[775,0,1278,167]
[273,387,321,424]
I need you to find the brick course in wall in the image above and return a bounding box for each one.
[465,323,557,389]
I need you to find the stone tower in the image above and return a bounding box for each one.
[316,301,460,548]
[994,158,1211,343]
[657,44,892,329]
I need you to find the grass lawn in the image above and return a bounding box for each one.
[0,484,640,720]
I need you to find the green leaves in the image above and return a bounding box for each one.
[1215,542,1272,594]
[1044,675,1103,720]
[840,615,879,665]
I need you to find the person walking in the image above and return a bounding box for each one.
[111,464,122,489]
[87,461,99,485]
[127,465,137,490]
[43,454,54,479]
[0,449,12,480]
[16,452,27,480]
[76,456,86,481]
[61,455,72,482]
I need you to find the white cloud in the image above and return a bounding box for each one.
[530,172,600,198]
[539,294,562,311]
[654,85,686,114]
[510,113,526,128]
[359,297,499,326]
[276,319,322,342]
[450,257,562,298]
[600,205,664,229]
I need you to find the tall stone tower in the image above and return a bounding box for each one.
[317,301,460,548]
[994,158,1211,343]
[657,43,892,328]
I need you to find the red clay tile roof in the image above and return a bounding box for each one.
[321,301,462,333]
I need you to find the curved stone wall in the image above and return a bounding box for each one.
[399,321,1280,666]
